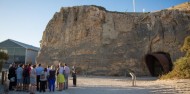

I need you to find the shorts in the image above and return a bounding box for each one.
[23,77,30,84]
[30,77,36,85]
[17,79,23,84]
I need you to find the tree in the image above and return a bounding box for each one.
[0,51,9,71]
[0,51,9,60]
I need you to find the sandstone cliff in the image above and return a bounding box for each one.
[37,3,190,76]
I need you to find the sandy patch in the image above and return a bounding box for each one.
[6,76,190,94]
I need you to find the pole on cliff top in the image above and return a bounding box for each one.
[133,0,136,12]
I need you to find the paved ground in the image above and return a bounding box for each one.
[1,76,190,94]
[7,86,152,94]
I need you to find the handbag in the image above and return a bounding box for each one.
[10,77,15,82]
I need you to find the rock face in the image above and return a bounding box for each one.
[37,3,190,76]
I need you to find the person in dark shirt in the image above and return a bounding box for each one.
[23,64,30,91]
[8,63,16,90]
[72,68,77,87]
[48,66,56,92]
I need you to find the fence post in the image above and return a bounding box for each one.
[5,70,7,81]
[1,71,5,85]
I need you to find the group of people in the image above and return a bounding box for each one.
[8,62,77,94]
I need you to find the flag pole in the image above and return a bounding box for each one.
[133,0,136,12]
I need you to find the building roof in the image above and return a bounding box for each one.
[1,39,40,51]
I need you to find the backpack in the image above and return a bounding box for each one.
[10,77,15,82]
[40,72,45,79]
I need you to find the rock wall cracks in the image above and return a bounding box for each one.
[37,3,190,76]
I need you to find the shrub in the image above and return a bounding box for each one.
[0,52,9,60]
[161,57,190,79]
[0,51,9,71]
[181,36,190,57]
[161,36,190,79]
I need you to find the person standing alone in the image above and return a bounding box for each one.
[72,68,77,87]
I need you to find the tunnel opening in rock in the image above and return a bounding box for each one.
[145,52,173,77]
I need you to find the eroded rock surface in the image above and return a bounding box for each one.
[37,3,190,76]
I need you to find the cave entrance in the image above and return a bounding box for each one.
[145,52,173,77]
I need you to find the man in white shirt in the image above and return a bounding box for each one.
[35,64,44,91]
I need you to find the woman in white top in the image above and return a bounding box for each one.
[30,65,36,94]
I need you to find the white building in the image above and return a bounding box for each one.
[0,39,40,64]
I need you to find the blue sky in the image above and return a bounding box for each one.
[0,0,188,47]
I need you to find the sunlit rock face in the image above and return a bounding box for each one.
[37,3,190,76]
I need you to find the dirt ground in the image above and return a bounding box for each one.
[5,76,190,94]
